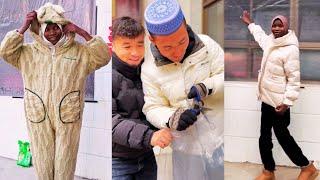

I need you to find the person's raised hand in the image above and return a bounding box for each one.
[241,10,252,25]
[19,11,38,34]
[64,23,93,41]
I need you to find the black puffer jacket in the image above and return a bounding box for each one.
[112,53,157,159]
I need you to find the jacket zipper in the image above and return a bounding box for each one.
[50,47,55,114]
[258,47,275,100]
[181,60,193,109]
[50,47,55,87]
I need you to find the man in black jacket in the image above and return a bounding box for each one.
[111,17,173,180]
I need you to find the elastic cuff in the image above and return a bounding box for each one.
[14,30,24,37]
[248,23,255,29]
[85,35,99,45]
[196,83,208,97]
[283,98,294,106]
[169,108,185,130]
[143,129,154,148]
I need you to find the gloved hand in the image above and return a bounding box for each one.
[168,108,200,131]
[187,83,208,101]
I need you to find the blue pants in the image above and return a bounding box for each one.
[112,151,157,180]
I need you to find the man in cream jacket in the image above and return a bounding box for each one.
[241,10,318,180]
[142,0,224,179]
[0,3,110,180]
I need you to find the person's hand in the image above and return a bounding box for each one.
[63,23,93,41]
[63,23,80,34]
[187,83,208,101]
[150,128,173,148]
[275,104,288,115]
[177,109,200,131]
[19,11,38,34]
[241,10,252,25]
[168,108,200,131]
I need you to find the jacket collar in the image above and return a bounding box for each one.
[150,25,205,67]
[112,53,142,81]
[271,30,299,48]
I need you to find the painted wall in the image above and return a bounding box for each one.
[225,81,320,168]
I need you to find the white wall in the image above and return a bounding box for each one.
[225,81,320,168]
[177,0,203,34]
[0,0,112,179]
[74,0,112,179]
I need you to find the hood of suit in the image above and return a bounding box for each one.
[29,2,75,49]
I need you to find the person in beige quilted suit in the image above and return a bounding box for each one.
[0,3,110,180]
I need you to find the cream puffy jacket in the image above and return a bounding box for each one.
[141,33,224,153]
[0,27,110,124]
[248,23,300,107]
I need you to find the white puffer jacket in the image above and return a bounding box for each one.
[141,32,224,155]
[248,23,300,108]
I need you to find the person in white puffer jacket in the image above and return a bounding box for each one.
[241,10,318,180]
[142,0,224,179]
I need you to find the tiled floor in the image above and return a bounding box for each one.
[225,161,320,180]
[0,156,86,180]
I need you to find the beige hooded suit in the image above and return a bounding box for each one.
[0,3,110,180]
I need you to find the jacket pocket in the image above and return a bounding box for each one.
[59,91,81,124]
[24,88,46,123]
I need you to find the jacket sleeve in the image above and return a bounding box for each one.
[0,30,25,70]
[83,36,111,74]
[201,38,224,96]
[283,47,300,106]
[248,23,269,51]
[141,71,177,129]
[112,74,154,150]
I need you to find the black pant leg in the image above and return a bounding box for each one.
[273,108,309,167]
[259,103,276,171]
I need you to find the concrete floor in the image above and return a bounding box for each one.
[0,156,86,180]
[2,156,319,180]
[225,162,320,180]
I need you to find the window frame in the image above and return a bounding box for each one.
[223,0,320,83]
